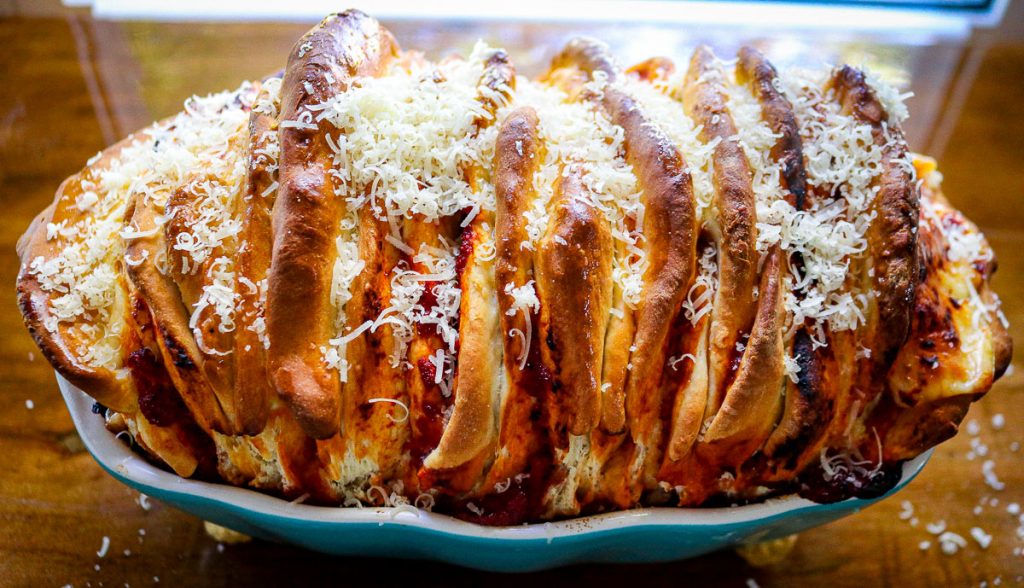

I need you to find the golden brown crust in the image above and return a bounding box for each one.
[267,11,398,439]
[682,45,758,415]
[229,83,278,435]
[124,191,230,433]
[735,46,806,209]
[879,182,1006,462]
[829,65,919,366]
[599,279,635,435]
[605,86,697,479]
[884,395,972,461]
[492,113,541,309]
[663,319,710,463]
[535,166,613,436]
[494,107,541,376]
[549,37,617,81]
[549,40,701,454]
[759,336,835,478]
[543,45,635,437]
[16,141,138,412]
[424,221,501,471]
[483,106,547,489]
[700,247,785,465]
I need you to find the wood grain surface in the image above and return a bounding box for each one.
[1,10,1022,588]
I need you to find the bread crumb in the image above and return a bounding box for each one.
[203,521,251,544]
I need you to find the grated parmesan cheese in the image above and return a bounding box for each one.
[321,219,366,380]
[504,280,541,370]
[315,42,508,225]
[518,74,644,306]
[26,84,256,369]
[681,243,719,326]
[738,66,906,345]
[189,256,238,356]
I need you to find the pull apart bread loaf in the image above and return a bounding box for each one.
[17,10,1012,523]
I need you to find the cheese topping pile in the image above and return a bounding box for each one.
[29,85,257,368]
[27,43,940,387]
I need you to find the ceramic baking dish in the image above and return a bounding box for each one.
[57,374,930,571]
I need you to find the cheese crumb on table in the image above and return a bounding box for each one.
[970,527,993,549]
[96,536,109,558]
[991,413,1005,430]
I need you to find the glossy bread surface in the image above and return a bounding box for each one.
[17,10,1010,524]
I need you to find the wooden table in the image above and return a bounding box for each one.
[1,8,1022,587]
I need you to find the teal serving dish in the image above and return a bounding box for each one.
[59,375,929,572]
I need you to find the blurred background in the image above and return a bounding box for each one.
[1,1,1022,586]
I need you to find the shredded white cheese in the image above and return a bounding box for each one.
[518,74,644,307]
[27,84,256,369]
[504,280,541,370]
[681,243,719,326]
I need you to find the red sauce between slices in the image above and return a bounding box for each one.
[478,322,555,524]
[126,347,190,427]
[454,227,475,280]
[720,330,747,392]
[407,357,445,467]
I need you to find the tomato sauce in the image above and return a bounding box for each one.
[126,347,190,427]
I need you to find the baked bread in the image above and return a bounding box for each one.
[17,10,1011,523]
